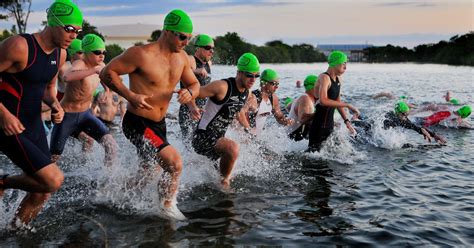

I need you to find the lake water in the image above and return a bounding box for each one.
[1,63,473,246]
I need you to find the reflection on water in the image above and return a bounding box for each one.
[1,63,473,246]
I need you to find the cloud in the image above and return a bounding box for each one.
[82,5,135,12]
[375,1,437,7]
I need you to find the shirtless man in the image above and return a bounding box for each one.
[191,53,260,188]
[50,33,117,167]
[287,74,319,141]
[92,90,126,126]
[237,68,293,135]
[0,0,81,227]
[99,9,199,218]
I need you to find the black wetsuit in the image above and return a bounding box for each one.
[383,111,436,136]
[0,34,60,174]
[178,56,211,138]
[192,77,248,160]
[308,72,340,152]
[350,111,437,140]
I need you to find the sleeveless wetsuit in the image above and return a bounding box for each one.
[192,77,248,160]
[0,34,60,174]
[178,56,211,138]
[287,94,315,141]
[248,89,274,134]
[308,72,340,151]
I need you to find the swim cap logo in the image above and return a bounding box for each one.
[82,36,95,47]
[48,3,74,17]
[164,13,181,26]
[238,57,250,67]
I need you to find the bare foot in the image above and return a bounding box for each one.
[221,178,231,190]
[160,200,186,221]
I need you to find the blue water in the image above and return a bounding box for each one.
[1,63,473,246]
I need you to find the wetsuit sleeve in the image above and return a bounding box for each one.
[399,119,423,134]
[383,112,423,134]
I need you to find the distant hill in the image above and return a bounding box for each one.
[97,24,162,48]
[98,23,161,39]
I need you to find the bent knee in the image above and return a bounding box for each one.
[45,173,64,192]
[160,149,183,174]
[219,140,239,157]
[39,167,64,192]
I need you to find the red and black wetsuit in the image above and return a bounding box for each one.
[308,72,341,152]
[0,34,60,174]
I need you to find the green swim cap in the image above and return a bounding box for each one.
[93,89,102,98]
[284,97,293,108]
[47,0,83,27]
[237,52,260,73]
[260,69,279,83]
[163,9,193,34]
[67,39,82,56]
[328,50,348,67]
[456,105,472,118]
[82,34,105,53]
[450,98,460,105]
[194,34,213,47]
[304,74,318,91]
[395,101,410,113]
[400,95,408,100]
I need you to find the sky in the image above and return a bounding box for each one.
[1,0,472,48]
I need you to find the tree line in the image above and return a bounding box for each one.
[1,0,472,66]
[364,32,474,66]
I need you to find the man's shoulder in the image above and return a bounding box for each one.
[0,35,28,56]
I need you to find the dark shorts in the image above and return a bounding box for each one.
[0,119,51,175]
[122,111,170,161]
[50,109,110,155]
[192,129,223,160]
[288,123,310,141]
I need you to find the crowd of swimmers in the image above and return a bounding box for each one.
[0,0,472,227]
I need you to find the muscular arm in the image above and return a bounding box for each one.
[336,95,350,121]
[297,96,315,123]
[186,79,227,110]
[0,36,28,134]
[63,60,99,82]
[99,47,139,101]
[180,53,200,100]
[237,93,257,129]
[271,94,292,125]
[197,80,228,100]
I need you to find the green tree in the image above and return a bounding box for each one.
[0,29,13,42]
[0,0,32,34]
[214,32,253,65]
[104,44,124,64]
[77,20,104,40]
